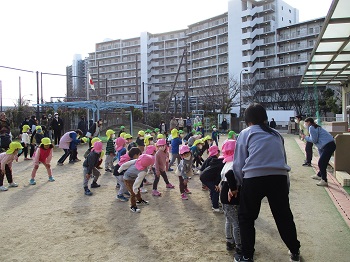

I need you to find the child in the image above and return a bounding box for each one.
[120,154,154,212]
[168,129,182,172]
[219,139,241,253]
[153,139,175,196]
[0,142,22,191]
[105,129,116,172]
[200,145,224,212]
[176,145,193,200]
[68,129,83,163]
[82,141,104,196]
[19,124,34,160]
[34,125,45,147]
[190,139,204,169]
[57,129,83,165]
[29,137,55,185]
[136,130,145,152]
[114,147,141,202]
[211,125,220,146]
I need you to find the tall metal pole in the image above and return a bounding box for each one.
[40,72,44,104]
[97,61,100,99]
[135,54,139,104]
[105,78,108,101]
[142,82,145,122]
[19,76,21,106]
[36,71,40,119]
[240,69,248,118]
[86,71,90,122]
[185,45,189,117]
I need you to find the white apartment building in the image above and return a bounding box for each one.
[88,0,325,114]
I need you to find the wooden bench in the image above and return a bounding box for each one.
[335,171,350,186]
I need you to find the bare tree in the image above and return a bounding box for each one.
[198,76,240,114]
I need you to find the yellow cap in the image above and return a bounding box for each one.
[157,134,164,139]
[203,135,212,141]
[35,125,42,130]
[193,139,204,146]
[6,142,23,154]
[171,128,179,138]
[22,125,30,133]
[144,135,153,146]
[106,129,115,137]
[120,132,126,138]
[41,137,52,146]
[91,137,101,146]
[138,130,145,136]
[81,137,88,143]
[124,134,132,139]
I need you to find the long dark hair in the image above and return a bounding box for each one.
[304,117,320,128]
[244,103,279,136]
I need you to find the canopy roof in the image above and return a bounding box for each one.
[33,100,143,112]
[300,0,350,86]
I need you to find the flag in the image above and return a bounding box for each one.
[88,74,95,90]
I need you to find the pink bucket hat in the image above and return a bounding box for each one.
[208,145,219,157]
[115,137,127,151]
[221,140,236,163]
[145,145,156,155]
[156,138,166,146]
[179,145,190,155]
[92,141,103,153]
[135,154,155,171]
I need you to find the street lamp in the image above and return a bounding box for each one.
[240,69,248,118]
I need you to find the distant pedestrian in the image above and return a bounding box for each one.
[186,116,192,133]
[51,112,64,146]
[78,116,87,135]
[295,115,313,167]
[221,118,228,134]
[269,118,277,129]
[178,117,184,131]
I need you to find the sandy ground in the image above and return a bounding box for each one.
[1,134,350,262]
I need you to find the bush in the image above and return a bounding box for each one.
[146,112,162,128]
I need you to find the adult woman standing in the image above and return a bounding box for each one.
[301,118,336,187]
[233,103,300,262]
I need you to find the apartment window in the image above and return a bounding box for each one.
[289,20,291,24]
[289,9,291,13]
[282,17,284,21]
[297,30,300,36]
[308,40,314,46]
[309,28,314,34]
[282,6,283,10]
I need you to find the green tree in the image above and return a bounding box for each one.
[319,88,340,115]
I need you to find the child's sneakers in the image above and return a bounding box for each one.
[116,194,129,202]
[84,188,93,196]
[181,193,188,200]
[152,190,162,196]
[29,179,36,185]
[140,187,148,193]
[91,182,101,188]
[48,176,55,182]
[166,183,175,189]
[130,206,141,213]
[136,199,149,205]
[184,188,191,194]
[9,182,18,187]
[0,185,8,191]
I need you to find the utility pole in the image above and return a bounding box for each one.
[135,54,139,104]
[97,61,100,99]
[19,76,21,106]
[185,44,189,117]
[36,71,40,119]
[40,72,44,104]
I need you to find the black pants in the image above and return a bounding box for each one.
[53,129,62,145]
[153,170,170,190]
[317,141,336,181]
[305,141,313,164]
[19,143,35,158]
[238,175,300,259]
[58,149,71,164]
[0,164,12,186]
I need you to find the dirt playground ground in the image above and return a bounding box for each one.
[1,134,350,261]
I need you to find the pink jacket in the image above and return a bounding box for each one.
[59,131,74,149]
[0,152,17,173]
[155,149,167,175]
